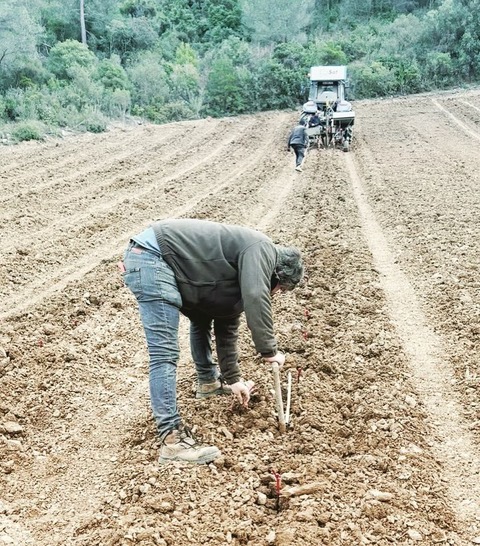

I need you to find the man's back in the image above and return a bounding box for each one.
[288,125,308,146]
[152,219,277,320]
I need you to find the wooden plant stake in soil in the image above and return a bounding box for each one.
[271,362,286,432]
[285,370,292,425]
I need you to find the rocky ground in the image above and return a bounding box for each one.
[1,89,480,545]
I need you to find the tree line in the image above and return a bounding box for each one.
[1,0,479,141]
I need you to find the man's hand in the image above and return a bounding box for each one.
[263,351,286,367]
[230,381,251,407]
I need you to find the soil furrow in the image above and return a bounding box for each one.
[0,122,214,207]
[432,98,480,141]
[346,152,480,539]
[0,114,291,317]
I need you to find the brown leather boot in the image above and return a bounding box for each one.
[159,426,220,465]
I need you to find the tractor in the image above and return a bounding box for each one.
[300,65,355,152]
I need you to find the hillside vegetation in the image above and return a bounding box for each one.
[1,0,480,140]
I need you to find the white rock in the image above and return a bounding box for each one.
[3,422,23,434]
[405,395,417,407]
[256,492,267,505]
[266,531,276,543]
[5,439,23,451]
[400,443,423,456]
[366,489,393,502]
[407,529,422,540]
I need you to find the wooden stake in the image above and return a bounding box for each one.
[285,370,292,425]
[271,362,286,432]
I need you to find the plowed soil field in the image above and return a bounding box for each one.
[1,89,480,546]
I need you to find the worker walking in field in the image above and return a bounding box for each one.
[121,219,304,465]
[287,118,309,172]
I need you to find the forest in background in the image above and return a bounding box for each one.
[1,0,479,141]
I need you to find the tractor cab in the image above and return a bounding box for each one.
[307,66,349,111]
[313,83,340,106]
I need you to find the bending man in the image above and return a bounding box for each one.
[121,218,304,465]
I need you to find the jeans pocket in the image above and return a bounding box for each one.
[123,268,141,296]
[155,266,182,308]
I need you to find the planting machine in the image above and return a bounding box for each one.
[301,65,355,151]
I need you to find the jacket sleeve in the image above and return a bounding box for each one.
[303,128,309,146]
[215,316,242,385]
[237,242,278,357]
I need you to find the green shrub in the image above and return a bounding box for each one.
[422,52,455,88]
[155,101,197,123]
[85,120,107,133]
[95,56,130,91]
[0,96,6,121]
[202,57,253,116]
[349,60,397,98]
[306,40,348,67]
[80,111,108,133]
[11,121,45,142]
[102,89,131,119]
[254,59,301,111]
[127,52,170,108]
[47,40,98,81]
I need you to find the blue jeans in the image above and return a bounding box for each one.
[122,242,183,439]
[190,315,241,385]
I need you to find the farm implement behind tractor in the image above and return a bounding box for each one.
[300,65,355,152]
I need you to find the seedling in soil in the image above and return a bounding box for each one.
[271,469,282,512]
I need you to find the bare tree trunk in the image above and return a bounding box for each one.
[80,0,87,46]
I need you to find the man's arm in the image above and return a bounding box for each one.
[214,316,241,384]
[237,242,278,356]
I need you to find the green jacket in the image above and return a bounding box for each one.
[153,219,278,359]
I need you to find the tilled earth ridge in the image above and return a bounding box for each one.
[0,91,479,545]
